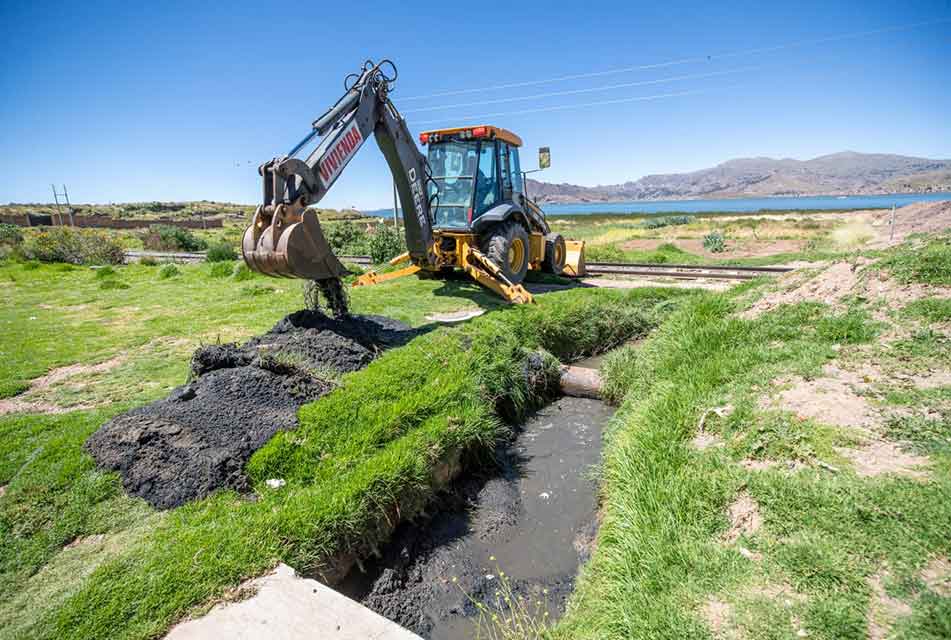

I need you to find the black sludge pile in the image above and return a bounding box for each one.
[86,311,417,509]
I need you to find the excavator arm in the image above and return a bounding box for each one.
[242,61,436,304]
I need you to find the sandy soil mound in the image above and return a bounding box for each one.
[871,200,951,246]
[86,312,417,509]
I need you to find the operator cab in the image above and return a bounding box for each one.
[419,125,524,230]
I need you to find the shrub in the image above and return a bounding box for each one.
[702,231,726,253]
[324,220,370,255]
[585,244,625,262]
[94,266,116,279]
[22,227,125,265]
[141,225,207,252]
[139,256,158,266]
[208,261,233,278]
[0,222,23,245]
[368,224,406,263]
[640,215,694,230]
[205,242,238,262]
[158,264,180,279]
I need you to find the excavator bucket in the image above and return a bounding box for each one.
[241,206,348,280]
[562,240,587,277]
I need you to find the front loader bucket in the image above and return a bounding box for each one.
[241,207,348,280]
[562,240,587,277]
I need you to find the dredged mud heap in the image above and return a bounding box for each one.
[86,311,417,509]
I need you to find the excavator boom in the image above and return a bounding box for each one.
[241,60,436,315]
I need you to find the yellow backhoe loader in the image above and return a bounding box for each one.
[241,60,585,316]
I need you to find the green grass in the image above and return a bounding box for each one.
[553,285,951,639]
[902,298,951,323]
[881,236,951,285]
[0,255,678,639]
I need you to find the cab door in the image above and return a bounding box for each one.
[499,143,524,200]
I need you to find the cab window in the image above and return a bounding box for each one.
[509,145,523,193]
[473,141,498,216]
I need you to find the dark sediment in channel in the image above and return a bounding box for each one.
[85,311,417,509]
[338,396,612,640]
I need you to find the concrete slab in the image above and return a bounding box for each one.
[165,564,421,640]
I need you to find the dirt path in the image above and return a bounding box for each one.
[338,396,613,639]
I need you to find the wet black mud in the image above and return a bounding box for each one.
[85,311,417,509]
[338,396,612,639]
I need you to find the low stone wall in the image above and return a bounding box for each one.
[0,213,222,229]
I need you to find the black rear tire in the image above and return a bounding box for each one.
[542,233,567,274]
[483,221,530,285]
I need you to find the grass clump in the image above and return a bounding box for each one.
[158,264,180,279]
[902,298,951,323]
[207,261,234,278]
[881,237,951,285]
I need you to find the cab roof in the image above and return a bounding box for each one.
[419,125,522,147]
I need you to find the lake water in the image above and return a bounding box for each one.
[366,192,951,218]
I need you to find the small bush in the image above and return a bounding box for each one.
[585,244,625,262]
[139,256,158,266]
[702,231,726,253]
[141,225,207,252]
[640,215,694,230]
[208,261,233,278]
[368,224,406,263]
[158,264,180,279]
[22,227,125,265]
[0,223,23,245]
[94,266,116,279]
[205,242,237,262]
[324,220,370,255]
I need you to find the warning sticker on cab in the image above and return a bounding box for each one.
[317,120,364,188]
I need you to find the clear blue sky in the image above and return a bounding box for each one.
[1,0,949,209]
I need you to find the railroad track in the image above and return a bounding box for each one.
[125,251,789,281]
[584,262,792,281]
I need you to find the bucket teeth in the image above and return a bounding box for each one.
[241,208,348,280]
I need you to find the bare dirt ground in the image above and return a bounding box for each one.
[0,356,126,416]
[722,492,762,544]
[868,200,951,246]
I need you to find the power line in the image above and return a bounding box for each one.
[414,86,742,126]
[399,18,949,101]
[403,66,763,114]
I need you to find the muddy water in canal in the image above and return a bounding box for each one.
[338,396,613,639]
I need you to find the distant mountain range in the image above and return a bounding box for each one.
[526,152,951,203]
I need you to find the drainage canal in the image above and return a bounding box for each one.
[338,394,613,639]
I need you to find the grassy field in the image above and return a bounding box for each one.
[553,235,951,639]
[1,225,949,638]
[0,257,675,639]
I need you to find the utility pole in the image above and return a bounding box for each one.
[889,204,896,243]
